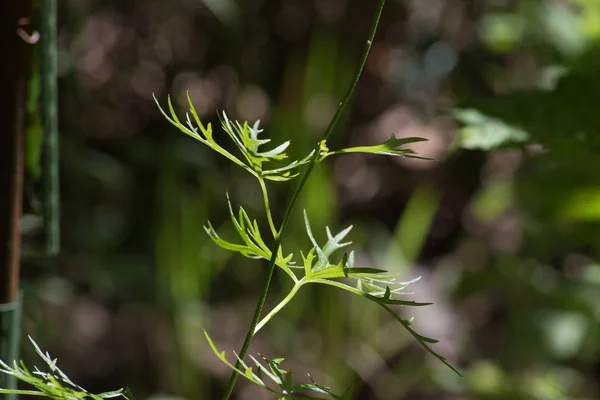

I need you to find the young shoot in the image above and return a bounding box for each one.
[0,1,458,399]
[153,2,459,399]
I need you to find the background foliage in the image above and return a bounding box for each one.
[16,0,600,399]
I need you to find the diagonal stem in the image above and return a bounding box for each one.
[220,1,386,398]
[254,279,305,335]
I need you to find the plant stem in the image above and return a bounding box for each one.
[0,390,50,397]
[1,1,32,395]
[258,177,278,238]
[41,0,60,256]
[220,235,282,400]
[254,279,305,334]
[220,1,386,398]
[319,0,384,144]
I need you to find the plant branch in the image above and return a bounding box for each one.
[220,234,282,400]
[220,1,386,398]
[41,0,60,256]
[254,279,305,335]
[258,176,278,238]
[319,0,384,144]
[0,390,49,397]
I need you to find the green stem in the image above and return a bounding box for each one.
[0,295,22,399]
[41,0,60,256]
[311,278,366,296]
[220,1,386,398]
[258,176,278,238]
[254,279,305,334]
[318,0,383,144]
[220,234,282,400]
[0,390,51,397]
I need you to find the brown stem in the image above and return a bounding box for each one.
[0,0,33,304]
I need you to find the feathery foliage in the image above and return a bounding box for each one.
[0,337,130,399]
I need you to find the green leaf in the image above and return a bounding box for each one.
[262,150,315,182]
[301,218,428,302]
[310,279,461,376]
[303,211,353,272]
[158,93,316,181]
[205,333,345,399]
[0,337,128,399]
[154,93,249,171]
[343,267,389,275]
[204,332,276,394]
[204,195,297,281]
[365,292,433,306]
[377,303,462,375]
[322,135,431,159]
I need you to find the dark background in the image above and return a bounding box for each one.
[15,0,600,399]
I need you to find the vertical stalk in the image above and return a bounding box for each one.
[0,297,22,398]
[220,1,386,398]
[41,0,60,256]
[0,0,34,397]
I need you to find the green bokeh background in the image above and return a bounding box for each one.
[14,0,600,399]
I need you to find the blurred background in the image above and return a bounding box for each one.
[14,0,600,399]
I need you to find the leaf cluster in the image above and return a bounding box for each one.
[0,337,128,399]
[154,93,313,182]
[204,194,296,280]
[205,332,349,400]
[299,213,459,374]
[153,85,459,397]
[155,93,433,183]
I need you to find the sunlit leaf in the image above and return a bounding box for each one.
[0,337,128,399]
[204,332,345,399]
[321,135,430,159]
[155,94,313,181]
[204,195,297,281]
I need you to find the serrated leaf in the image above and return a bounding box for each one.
[203,343,345,399]
[204,332,277,394]
[204,195,297,280]
[156,94,312,180]
[256,141,290,159]
[0,337,128,399]
[322,226,353,258]
[308,278,460,376]
[250,355,279,384]
[323,135,431,158]
[154,94,249,171]
[303,211,353,272]
[262,150,314,179]
[378,304,461,374]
